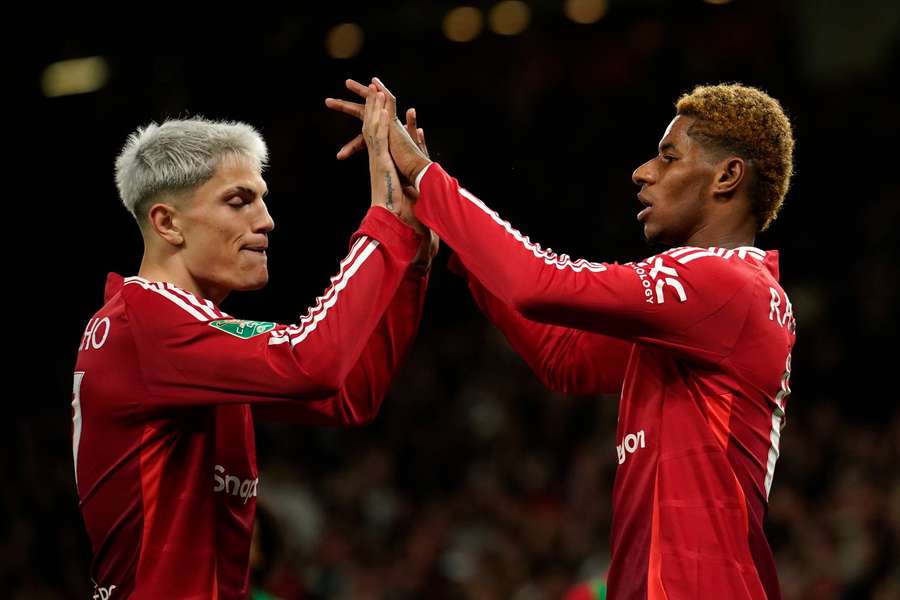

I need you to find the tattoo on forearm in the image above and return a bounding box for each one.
[384,173,394,210]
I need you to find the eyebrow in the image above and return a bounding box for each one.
[223,185,268,199]
[659,142,678,153]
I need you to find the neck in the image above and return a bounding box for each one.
[682,219,757,250]
[684,232,756,250]
[138,253,229,305]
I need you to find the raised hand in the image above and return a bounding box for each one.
[331,78,438,267]
[399,111,439,267]
[362,86,402,214]
[326,78,431,183]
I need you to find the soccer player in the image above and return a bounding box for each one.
[330,79,796,599]
[72,91,434,598]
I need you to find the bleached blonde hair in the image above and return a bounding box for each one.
[115,117,268,225]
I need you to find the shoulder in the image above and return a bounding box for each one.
[121,277,231,325]
[624,246,766,306]
[652,246,767,281]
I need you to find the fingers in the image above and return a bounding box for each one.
[363,86,390,153]
[404,108,429,156]
[370,77,397,118]
[417,127,429,159]
[345,78,370,98]
[336,134,365,160]
[325,97,365,119]
[404,107,417,141]
[371,77,396,102]
[403,107,430,158]
[362,85,376,128]
[377,94,390,135]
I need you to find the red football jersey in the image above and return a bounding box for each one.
[72,207,427,599]
[416,164,795,600]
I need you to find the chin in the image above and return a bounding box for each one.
[642,224,660,244]
[246,276,269,290]
[235,271,269,291]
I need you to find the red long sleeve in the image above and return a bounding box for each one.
[415,164,756,364]
[125,206,421,412]
[253,267,429,425]
[450,252,629,395]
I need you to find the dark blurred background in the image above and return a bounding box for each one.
[8,0,900,598]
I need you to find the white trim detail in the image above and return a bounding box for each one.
[72,371,85,491]
[124,279,208,322]
[765,353,792,499]
[457,187,607,273]
[670,246,767,265]
[270,236,370,343]
[678,251,718,264]
[667,247,699,258]
[289,239,380,346]
[166,285,222,320]
[414,163,434,192]
[764,407,785,499]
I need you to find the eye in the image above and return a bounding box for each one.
[661,155,676,163]
[227,196,250,207]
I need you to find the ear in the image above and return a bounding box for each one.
[147,202,185,246]
[712,157,747,197]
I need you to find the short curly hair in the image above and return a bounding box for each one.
[676,84,794,232]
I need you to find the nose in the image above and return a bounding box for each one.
[632,158,655,187]
[256,199,275,233]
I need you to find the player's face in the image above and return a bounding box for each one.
[631,115,718,246]
[177,156,274,299]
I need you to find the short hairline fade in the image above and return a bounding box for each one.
[675,83,794,232]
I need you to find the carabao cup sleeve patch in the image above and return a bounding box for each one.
[209,319,276,339]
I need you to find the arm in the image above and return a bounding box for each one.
[450,253,630,395]
[326,79,750,358]
[128,207,422,410]
[413,164,753,361]
[253,267,429,425]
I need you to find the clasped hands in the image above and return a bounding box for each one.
[326,78,437,267]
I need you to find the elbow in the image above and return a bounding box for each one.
[509,286,538,316]
[298,361,347,398]
[513,294,550,323]
[338,399,380,427]
[534,364,570,395]
[292,370,343,400]
[344,411,376,428]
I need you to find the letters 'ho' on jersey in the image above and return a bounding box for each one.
[415,163,796,600]
[72,207,428,599]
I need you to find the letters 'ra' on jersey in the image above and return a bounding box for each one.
[72,207,427,599]
[414,163,796,600]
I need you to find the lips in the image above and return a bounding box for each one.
[637,193,652,222]
[241,245,268,257]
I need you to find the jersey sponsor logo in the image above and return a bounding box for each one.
[91,582,117,599]
[209,319,276,339]
[768,287,796,334]
[79,317,111,351]
[630,257,687,305]
[214,464,259,504]
[616,429,646,465]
